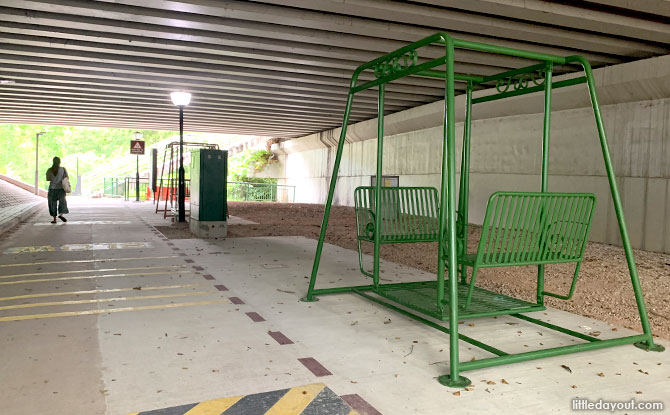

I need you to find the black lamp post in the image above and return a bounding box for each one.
[170,91,191,223]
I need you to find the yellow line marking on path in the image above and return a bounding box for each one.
[265,383,326,415]
[0,256,178,268]
[0,284,204,302]
[0,270,191,286]
[183,396,244,415]
[0,291,214,311]
[0,265,184,279]
[0,300,227,322]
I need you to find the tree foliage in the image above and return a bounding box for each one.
[228,149,277,184]
[0,124,174,190]
[0,124,260,192]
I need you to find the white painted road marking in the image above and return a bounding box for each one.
[33,221,133,226]
[3,242,153,254]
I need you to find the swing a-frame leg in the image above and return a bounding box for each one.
[303,32,663,388]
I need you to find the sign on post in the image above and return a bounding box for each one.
[130,140,145,155]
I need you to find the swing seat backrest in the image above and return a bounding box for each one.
[354,186,440,243]
[463,192,596,267]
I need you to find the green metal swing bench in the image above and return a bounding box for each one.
[303,32,663,388]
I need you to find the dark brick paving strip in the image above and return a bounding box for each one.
[340,394,383,415]
[268,331,294,345]
[245,312,265,322]
[298,357,332,377]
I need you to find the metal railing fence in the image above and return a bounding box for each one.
[227,181,295,203]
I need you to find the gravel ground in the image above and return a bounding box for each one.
[228,202,670,340]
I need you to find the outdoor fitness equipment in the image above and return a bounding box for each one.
[154,141,218,219]
[303,32,664,388]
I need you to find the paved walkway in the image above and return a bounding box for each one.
[0,198,668,415]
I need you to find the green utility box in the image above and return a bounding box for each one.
[189,149,228,238]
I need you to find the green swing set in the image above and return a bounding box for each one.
[303,32,664,387]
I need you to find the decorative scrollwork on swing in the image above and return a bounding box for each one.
[495,70,546,93]
[373,49,419,78]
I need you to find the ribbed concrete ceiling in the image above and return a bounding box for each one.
[0,0,668,137]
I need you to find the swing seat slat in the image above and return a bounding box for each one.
[354,186,441,243]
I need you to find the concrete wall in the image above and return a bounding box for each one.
[263,55,670,253]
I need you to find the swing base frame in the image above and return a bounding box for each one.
[306,284,660,389]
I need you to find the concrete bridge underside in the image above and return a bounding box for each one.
[0,0,669,136]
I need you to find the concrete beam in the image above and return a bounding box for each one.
[0,82,377,121]
[95,0,666,56]
[0,2,633,62]
[0,96,349,130]
[412,0,670,43]
[0,60,422,111]
[279,54,670,152]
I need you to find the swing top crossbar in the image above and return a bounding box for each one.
[349,32,570,94]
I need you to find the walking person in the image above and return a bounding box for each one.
[46,156,69,224]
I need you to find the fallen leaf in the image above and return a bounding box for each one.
[487,381,496,385]
[453,391,460,396]
[501,379,508,384]
[561,365,572,373]
[571,385,577,389]
[638,369,649,375]
[133,286,142,290]
[597,373,605,377]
